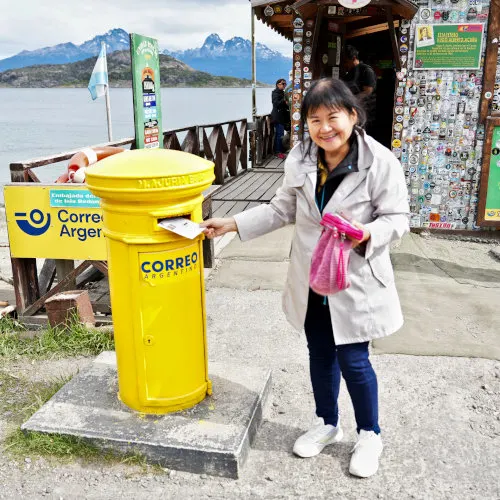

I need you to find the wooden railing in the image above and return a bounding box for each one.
[249,114,274,166]
[7,118,248,323]
[10,118,248,184]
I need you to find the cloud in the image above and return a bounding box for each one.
[0,0,291,59]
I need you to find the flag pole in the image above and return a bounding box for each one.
[103,42,113,142]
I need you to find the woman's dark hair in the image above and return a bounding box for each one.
[275,78,286,88]
[300,78,366,157]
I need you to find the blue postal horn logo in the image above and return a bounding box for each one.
[15,209,51,236]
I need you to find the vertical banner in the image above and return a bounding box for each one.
[478,124,500,225]
[130,34,163,149]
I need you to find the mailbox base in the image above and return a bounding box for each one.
[21,351,272,479]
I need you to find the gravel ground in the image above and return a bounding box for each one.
[1,289,499,499]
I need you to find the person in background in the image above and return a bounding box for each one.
[271,78,291,159]
[201,78,409,478]
[342,45,377,136]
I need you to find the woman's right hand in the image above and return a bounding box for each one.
[200,217,238,239]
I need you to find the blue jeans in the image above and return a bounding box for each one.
[274,123,285,154]
[304,290,380,434]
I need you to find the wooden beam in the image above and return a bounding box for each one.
[23,261,93,317]
[311,5,325,78]
[292,0,313,8]
[480,0,500,123]
[340,16,372,23]
[345,20,400,39]
[386,8,401,72]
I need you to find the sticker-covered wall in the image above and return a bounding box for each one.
[392,1,491,230]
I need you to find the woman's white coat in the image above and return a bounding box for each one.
[233,130,409,345]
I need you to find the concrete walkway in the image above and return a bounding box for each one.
[202,227,500,498]
[1,220,499,498]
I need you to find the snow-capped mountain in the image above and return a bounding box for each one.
[165,34,292,84]
[0,30,292,84]
[0,29,130,71]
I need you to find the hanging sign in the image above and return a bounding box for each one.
[413,24,484,70]
[130,33,164,149]
[338,0,371,8]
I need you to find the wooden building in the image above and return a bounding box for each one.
[250,0,500,232]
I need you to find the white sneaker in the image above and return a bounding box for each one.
[349,430,383,478]
[293,417,343,458]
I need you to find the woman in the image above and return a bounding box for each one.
[271,78,291,159]
[201,79,409,478]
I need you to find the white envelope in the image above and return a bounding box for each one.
[158,217,203,239]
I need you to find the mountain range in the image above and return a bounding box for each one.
[164,34,292,84]
[0,29,292,84]
[0,51,258,89]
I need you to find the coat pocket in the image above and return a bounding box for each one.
[367,254,393,288]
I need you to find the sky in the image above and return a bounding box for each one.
[0,0,291,59]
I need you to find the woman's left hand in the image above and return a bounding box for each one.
[349,221,371,248]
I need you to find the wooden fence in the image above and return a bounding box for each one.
[7,118,251,323]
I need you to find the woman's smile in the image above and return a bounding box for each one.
[307,105,357,158]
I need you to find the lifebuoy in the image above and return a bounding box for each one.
[55,146,125,183]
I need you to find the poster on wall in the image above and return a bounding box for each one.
[481,126,500,223]
[130,33,163,149]
[413,24,484,70]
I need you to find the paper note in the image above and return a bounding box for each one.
[158,217,203,239]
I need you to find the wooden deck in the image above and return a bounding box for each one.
[212,155,285,217]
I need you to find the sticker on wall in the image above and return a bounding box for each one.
[304,81,311,88]
[306,31,313,38]
[420,8,431,20]
[304,55,311,64]
[264,5,274,16]
[322,54,329,64]
[293,18,304,28]
[295,61,301,68]
[274,5,283,14]
[400,44,408,53]
[304,72,312,80]
[293,43,303,53]
[292,112,301,121]
[306,19,315,28]
[285,5,293,13]
[303,66,310,73]
[304,46,312,55]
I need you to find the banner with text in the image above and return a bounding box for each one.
[130,33,163,149]
[414,24,483,70]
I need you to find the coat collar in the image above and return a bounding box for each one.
[285,127,375,219]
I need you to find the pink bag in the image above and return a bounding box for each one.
[309,214,364,296]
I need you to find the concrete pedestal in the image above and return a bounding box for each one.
[22,352,272,478]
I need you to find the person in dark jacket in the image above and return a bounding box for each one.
[271,78,290,159]
[342,46,377,137]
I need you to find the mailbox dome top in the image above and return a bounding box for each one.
[85,149,215,202]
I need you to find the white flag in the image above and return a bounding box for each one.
[88,43,108,100]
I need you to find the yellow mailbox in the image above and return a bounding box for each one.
[85,149,215,414]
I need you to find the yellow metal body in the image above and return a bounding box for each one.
[85,149,215,414]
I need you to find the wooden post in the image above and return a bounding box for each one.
[480,0,500,123]
[11,258,40,314]
[386,7,401,72]
[55,260,76,291]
